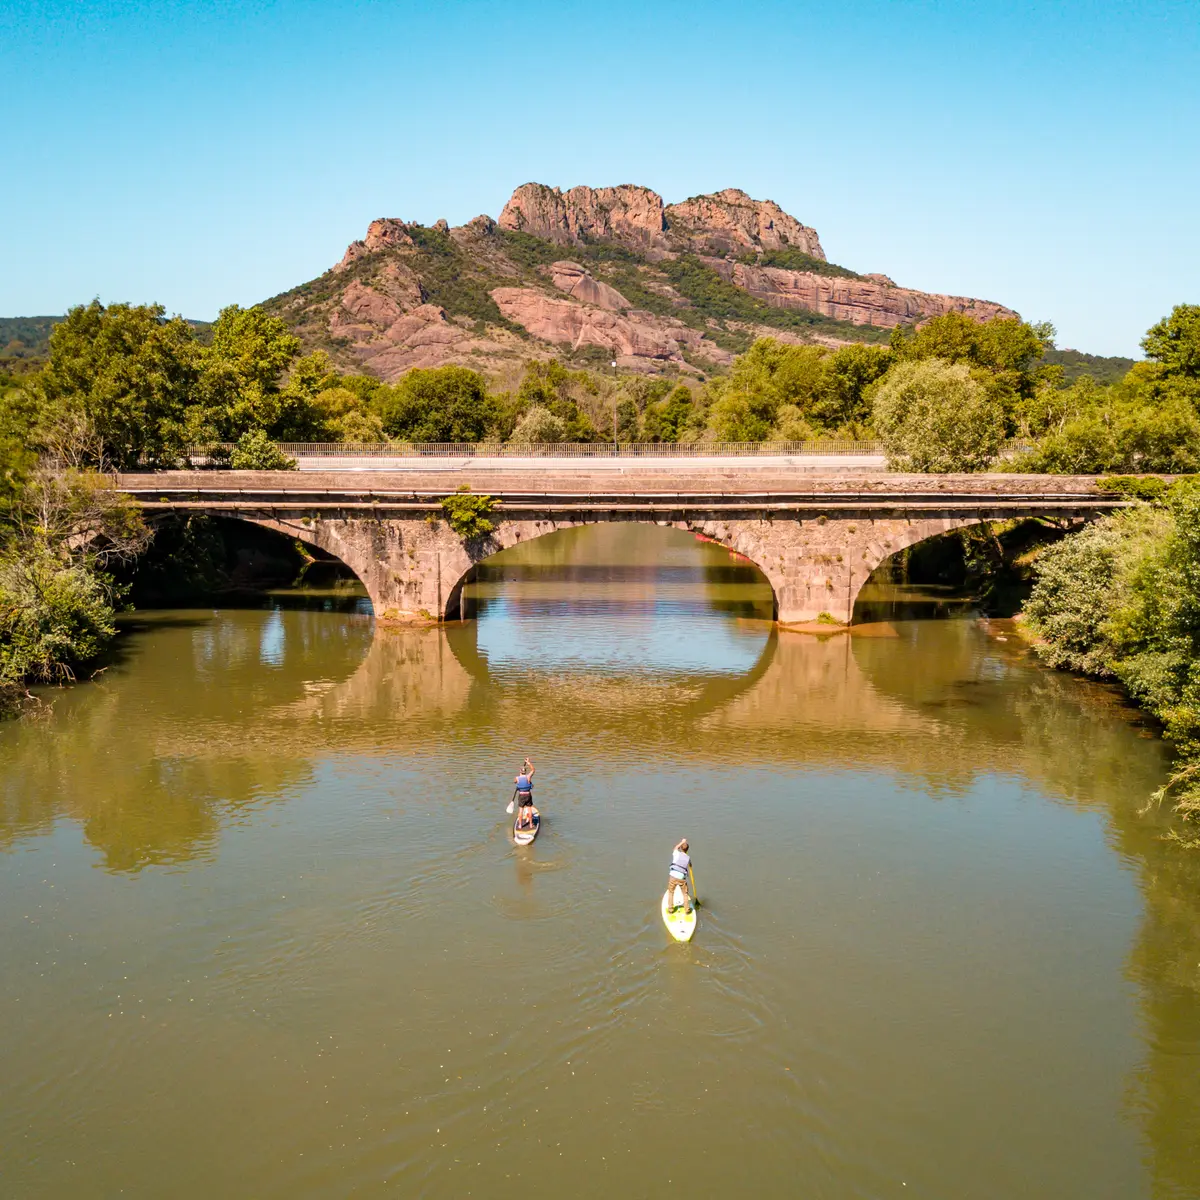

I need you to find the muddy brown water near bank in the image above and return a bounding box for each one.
[1,525,1198,1198]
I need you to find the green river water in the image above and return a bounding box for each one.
[2,524,1199,1198]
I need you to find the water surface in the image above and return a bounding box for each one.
[2,525,1198,1198]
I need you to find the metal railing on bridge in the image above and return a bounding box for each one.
[180,440,1035,464]
[185,440,893,460]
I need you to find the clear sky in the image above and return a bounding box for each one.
[2,0,1197,356]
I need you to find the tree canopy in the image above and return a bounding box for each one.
[378,366,500,443]
[872,359,1005,472]
[39,302,200,468]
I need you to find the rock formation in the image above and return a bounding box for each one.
[497,182,826,259]
[490,287,732,367]
[335,218,415,272]
[549,261,630,311]
[664,189,825,258]
[262,181,1018,380]
[708,259,1014,329]
[499,183,668,250]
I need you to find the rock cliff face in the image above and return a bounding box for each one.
[665,189,824,258]
[549,261,630,311]
[708,259,1014,329]
[498,183,669,249]
[497,182,826,259]
[261,182,1016,381]
[490,287,733,368]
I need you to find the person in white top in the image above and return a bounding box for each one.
[666,838,693,914]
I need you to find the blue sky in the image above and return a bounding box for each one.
[2,0,1197,356]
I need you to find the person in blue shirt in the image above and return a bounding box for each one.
[514,758,536,829]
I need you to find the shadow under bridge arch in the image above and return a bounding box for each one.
[233,515,376,614]
[443,517,780,624]
[849,514,1089,624]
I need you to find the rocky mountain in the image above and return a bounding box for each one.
[262,184,1017,381]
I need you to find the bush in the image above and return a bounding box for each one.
[229,429,298,470]
[871,359,1005,471]
[1022,513,1163,674]
[509,405,566,444]
[0,549,119,690]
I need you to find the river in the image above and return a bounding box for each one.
[2,524,1198,1198]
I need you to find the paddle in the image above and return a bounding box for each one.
[688,864,700,909]
[506,787,517,815]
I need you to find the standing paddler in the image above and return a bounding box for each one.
[665,838,694,914]
[514,758,536,830]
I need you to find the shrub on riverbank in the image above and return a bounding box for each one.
[1023,480,1200,836]
[0,391,149,715]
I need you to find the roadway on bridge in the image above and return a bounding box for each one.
[290,454,888,473]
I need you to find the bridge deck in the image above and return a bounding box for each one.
[116,470,1120,504]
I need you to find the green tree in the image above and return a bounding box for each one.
[871,358,1005,472]
[515,360,598,442]
[39,301,199,468]
[378,366,499,442]
[311,386,384,442]
[818,343,893,426]
[890,313,1054,420]
[1012,367,1200,475]
[892,312,1052,376]
[614,396,639,442]
[642,385,695,442]
[194,305,310,442]
[0,379,39,519]
[1142,304,1200,381]
[708,386,777,441]
[700,338,891,438]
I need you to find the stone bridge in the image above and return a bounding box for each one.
[117,469,1131,625]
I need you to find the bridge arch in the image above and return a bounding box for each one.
[849,514,1092,623]
[235,515,379,614]
[442,515,781,622]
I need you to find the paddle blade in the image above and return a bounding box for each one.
[506,801,515,814]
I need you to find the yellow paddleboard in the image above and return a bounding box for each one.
[661,885,697,942]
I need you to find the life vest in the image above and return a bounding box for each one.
[516,774,533,797]
[669,849,690,880]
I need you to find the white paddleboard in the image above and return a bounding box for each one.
[661,885,696,942]
[513,808,540,846]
